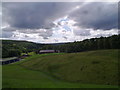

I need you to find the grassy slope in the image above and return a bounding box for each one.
[20,49,119,85]
[3,50,119,88]
[4,64,118,88]
[0,65,2,89]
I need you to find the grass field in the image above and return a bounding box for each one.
[2,49,119,88]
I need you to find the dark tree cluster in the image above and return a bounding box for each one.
[40,35,120,53]
[2,35,120,58]
[2,40,44,58]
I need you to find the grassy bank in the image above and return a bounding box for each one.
[2,50,119,88]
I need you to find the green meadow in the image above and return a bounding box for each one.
[2,49,119,88]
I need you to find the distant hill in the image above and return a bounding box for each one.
[1,34,120,58]
[1,40,67,58]
[40,35,120,53]
[2,40,44,58]
[21,49,119,85]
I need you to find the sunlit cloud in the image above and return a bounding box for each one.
[2,2,118,43]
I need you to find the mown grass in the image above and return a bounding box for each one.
[20,49,119,85]
[3,64,118,88]
[2,50,119,88]
[0,65,2,89]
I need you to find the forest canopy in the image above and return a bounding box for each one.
[1,34,120,58]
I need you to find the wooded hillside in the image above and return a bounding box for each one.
[2,34,120,58]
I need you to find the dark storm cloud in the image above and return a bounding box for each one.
[2,2,79,29]
[118,2,120,30]
[74,29,91,36]
[2,2,118,30]
[69,2,118,30]
[94,33,112,37]
[2,30,13,38]
[2,2,118,43]
[38,29,53,39]
[2,27,16,31]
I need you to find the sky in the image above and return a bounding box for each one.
[1,0,119,43]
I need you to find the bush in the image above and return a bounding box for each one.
[8,49,21,57]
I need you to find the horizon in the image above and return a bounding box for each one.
[1,34,119,44]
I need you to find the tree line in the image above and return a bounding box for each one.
[2,40,43,58]
[39,35,120,53]
[2,34,120,58]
